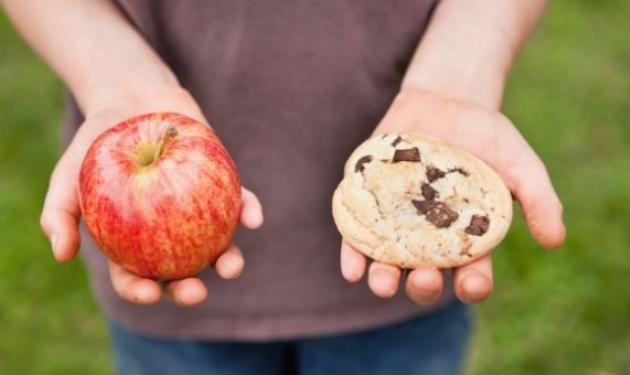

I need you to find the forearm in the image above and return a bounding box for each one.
[402,0,547,109]
[1,0,178,115]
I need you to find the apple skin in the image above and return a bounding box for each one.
[79,113,241,280]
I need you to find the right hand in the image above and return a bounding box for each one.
[40,87,263,306]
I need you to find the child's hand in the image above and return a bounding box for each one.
[39,88,263,307]
[340,88,565,305]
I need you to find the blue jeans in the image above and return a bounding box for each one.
[110,302,471,375]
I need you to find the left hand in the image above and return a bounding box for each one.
[340,88,565,304]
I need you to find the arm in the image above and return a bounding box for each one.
[341,0,565,304]
[402,0,547,109]
[1,0,177,114]
[2,0,263,306]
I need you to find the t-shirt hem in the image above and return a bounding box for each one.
[102,298,453,342]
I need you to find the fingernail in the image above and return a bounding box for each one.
[50,234,59,255]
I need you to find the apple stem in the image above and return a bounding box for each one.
[154,126,178,162]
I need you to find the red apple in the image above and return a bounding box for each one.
[79,113,241,280]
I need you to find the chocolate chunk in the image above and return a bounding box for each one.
[426,166,446,182]
[412,199,435,215]
[412,200,459,228]
[393,147,421,163]
[391,135,403,147]
[425,165,468,182]
[354,155,373,173]
[465,215,490,236]
[421,183,439,201]
[448,167,469,177]
[426,203,459,228]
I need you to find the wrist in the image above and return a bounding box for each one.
[78,64,181,117]
[399,0,537,111]
[401,57,508,111]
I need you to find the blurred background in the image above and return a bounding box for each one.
[1,1,629,374]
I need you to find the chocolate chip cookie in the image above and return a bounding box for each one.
[332,133,513,268]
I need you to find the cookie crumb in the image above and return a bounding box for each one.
[449,167,470,177]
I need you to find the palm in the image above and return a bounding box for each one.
[340,88,565,304]
[40,88,263,306]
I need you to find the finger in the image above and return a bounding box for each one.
[480,115,567,249]
[405,267,444,305]
[510,156,566,248]
[368,262,401,298]
[340,242,367,283]
[453,254,493,304]
[165,277,208,307]
[215,244,245,280]
[240,187,264,229]
[40,159,81,262]
[40,205,80,262]
[109,262,162,304]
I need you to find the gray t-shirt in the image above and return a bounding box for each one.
[66,0,455,340]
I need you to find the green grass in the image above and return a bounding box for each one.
[1,1,629,374]
[468,0,630,373]
[0,11,111,375]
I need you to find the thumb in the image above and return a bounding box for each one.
[239,187,264,229]
[40,154,82,262]
[507,153,566,249]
